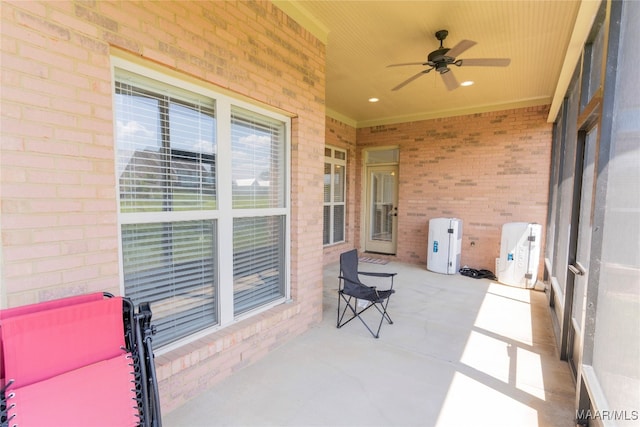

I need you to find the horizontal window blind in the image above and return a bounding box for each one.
[233,216,285,316]
[231,107,285,209]
[115,73,217,213]
[122,220,217,347]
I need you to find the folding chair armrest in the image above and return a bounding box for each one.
[358,271,396,290]
[339,276,379,298]
[338,275,362,285]
[358,271,397,278]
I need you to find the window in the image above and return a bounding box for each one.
[231,108,287,315]
[114,61,289,348]
[121,221,217,347]
[323,147,346,245]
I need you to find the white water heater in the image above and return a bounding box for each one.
[497,222,542,288]
[427,218,463,275]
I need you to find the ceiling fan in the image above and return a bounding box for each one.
[388,30,511,91]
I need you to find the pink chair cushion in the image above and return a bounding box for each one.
[1,297,126,388]
[0,292,104,320]
[0,292,104,381]
[5,353,139,427]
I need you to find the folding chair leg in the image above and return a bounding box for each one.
[337,289,343,328]
[337,292,390,339]
[358,302,387,338]
[367,299,394,338]
[337,294,357,329]
[373,298,393,325]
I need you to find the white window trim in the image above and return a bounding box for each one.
[111,56,291,352]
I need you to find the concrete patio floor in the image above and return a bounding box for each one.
[164,260,575,427]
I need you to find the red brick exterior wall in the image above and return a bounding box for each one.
[1,0,325,413]
[353,106,552,273]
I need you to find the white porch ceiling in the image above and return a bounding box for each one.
[278,1,602,127]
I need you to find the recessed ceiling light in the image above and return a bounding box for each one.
[460,81,474,87]
[368,97,379,103]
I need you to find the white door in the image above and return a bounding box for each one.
[364,165,398,254]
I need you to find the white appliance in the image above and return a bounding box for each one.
[427,218,463,274]
[497,222,542,288]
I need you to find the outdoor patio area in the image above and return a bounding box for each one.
[164,259,575,427]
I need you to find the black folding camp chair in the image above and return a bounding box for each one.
[337,249,397,338]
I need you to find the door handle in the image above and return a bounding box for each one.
[568,262,586,276]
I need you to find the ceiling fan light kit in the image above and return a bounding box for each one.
[389,29,511,91]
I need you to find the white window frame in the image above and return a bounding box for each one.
[324,146,347,246]
[111,56,291,352]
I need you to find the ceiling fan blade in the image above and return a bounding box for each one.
[391,69,431,91]
[445,39,477,58]
[441,71,459,91]
[387,62,428,68]
[459,58,511,67]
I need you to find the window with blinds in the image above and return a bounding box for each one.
[115,69,219,346]
[114,62,289,347]
[115,72,217,213]
[231,107,286,314]
[122,221,217,347]
[323,147,347,245]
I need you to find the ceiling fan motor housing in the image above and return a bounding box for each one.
[429,48,456,73]
[428,48,451,63]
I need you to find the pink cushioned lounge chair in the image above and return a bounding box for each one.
[0,293,161,427]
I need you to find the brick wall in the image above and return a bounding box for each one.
[353,106,552,274]
[1,0,325,413]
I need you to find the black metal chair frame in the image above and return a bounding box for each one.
[337,249,396,338]
[126,298,162,427]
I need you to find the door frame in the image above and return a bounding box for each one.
[360,147,399,255]
[565,124,598,378]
